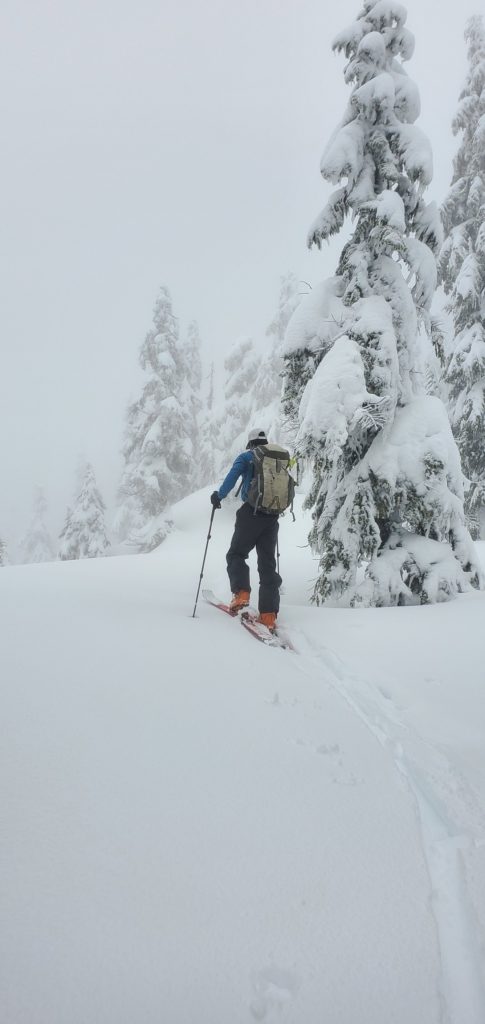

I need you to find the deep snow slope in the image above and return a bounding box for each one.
[1,490,485,1024]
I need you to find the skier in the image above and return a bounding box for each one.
[210,429,283,631]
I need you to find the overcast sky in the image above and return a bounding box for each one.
[0,0,479,550]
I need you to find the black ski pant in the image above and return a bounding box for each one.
[226,502,282,613]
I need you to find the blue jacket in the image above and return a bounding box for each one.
[217,450,254,502]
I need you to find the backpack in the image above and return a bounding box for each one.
[246,445,296,515]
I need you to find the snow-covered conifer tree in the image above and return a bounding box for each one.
[438,16,485,538]
[252,273,301,442]
[0,537,9,566]
[19,487,54,563]
[288,1,482,606]
[216,337,262,468]
[116,287,200,550]
[181,319,207,488]
[213,277,301,473]
[199,362,219,485]
[182,319,203,455]
[266,273,301,350]
[59,463,110,560]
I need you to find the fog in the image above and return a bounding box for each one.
[0,0,478,552]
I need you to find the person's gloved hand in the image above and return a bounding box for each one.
[210,491,221,509]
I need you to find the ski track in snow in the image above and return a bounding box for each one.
[292,626,485,1024]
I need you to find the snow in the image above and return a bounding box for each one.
[298,336,368,446]
[332,21,367,58]
[357,30,387,65]
[297,297,398,457]
[307,186,348,244]
[468,173,483,216]
[448,323,485,382]
[414,200,443,254]
[283,278,346,357]
[394,122,433,184]
[320,120,364,185]
[405,236,438,310]
[393,70,420,122]
[455,253,482,304]
[363,528,473,605]
[389,23,415,62]
[366,1,408,31]
[2,488,485,1022]
[474,114,485,151]
[352,71,396,116]
[363,188,406,231]
[368,395,462,493]
[156,350,176,370]
[465,379,485,423]
[332,3,411,60]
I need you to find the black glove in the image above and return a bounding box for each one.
[210,490,221,509]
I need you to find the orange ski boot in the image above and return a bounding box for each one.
[229,590,250,614]
[257,612,277,633]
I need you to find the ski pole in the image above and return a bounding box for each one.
[192,507,216,617]
[276,532,280,577]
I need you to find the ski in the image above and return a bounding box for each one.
[240,613,294,651]
[202,589,294,651]
[202,589,242,616]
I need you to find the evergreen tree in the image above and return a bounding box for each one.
[289,1,481,606]
[266,273,301,349]
[210,277,301,478]
[59,463,110,560]
[216,337,262,469]
[438,15,485,538]
[253,273,301,442]
[199,362,219,484]
[182,320,203,434]
[19,487,54,564]
[182,320,203,484]
[116,286,200,550]
[0,537,9,566]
